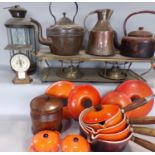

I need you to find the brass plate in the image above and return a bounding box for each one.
[40,68,145,83]
[36,48,155,63]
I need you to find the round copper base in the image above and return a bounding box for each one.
[56,66,83,80]
[99,68,127,80]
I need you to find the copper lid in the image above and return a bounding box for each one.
[128,27,153,37]
[47,12,84,36]
[30,95,63,114]
[8,5,27,18]
[5,5,34,28]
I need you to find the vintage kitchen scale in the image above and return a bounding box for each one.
[10,53,32,84]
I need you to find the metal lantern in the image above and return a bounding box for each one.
[4,5,40,74]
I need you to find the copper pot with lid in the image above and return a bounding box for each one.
[31,2,84,56]
[30,95,63,134]
[120,10,155,58]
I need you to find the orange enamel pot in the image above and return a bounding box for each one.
[68,84,101,120]
[61,134,90,152]
[91,125,131,141]
[45,81,76,119]
[30,130,60,152]
[82,105,123,130]
[85,114,128,134]
[116,80,154,118]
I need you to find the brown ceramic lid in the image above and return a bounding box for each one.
[47,12,84,36]
[30,95,63,114]
[128,27,153,37]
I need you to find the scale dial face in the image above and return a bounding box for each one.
[10,54,30,72]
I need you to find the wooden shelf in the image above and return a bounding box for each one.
[36,48,155,63]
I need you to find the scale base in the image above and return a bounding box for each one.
[12,75,32,84]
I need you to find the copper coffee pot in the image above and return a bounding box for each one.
[31,2,84,56]
[84,9,116,56]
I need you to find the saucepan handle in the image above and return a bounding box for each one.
[123,98,148,112]
[131,136,155,152]
[133,126,155,137]
[129,116,155,125]
[123,94,155,113]
[124,10,155,36]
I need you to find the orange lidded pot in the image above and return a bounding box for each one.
[29,130,60,152]
[61,134,90,152]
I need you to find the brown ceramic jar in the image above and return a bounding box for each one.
[30,95,63,134]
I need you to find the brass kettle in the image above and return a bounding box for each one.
[84,9,116,56]
[31,2,84,56]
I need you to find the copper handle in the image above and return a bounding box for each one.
[129,116,155,125]
[123,10,155,36]
[49,2,78,24]
[133,126,155,137]
[131,136,155,152]
[84,10,98,32]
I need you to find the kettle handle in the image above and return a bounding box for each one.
[84,10,97,32]
[123,10,155,36]
[49,2,78,24]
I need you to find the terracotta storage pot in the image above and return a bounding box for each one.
[30,95,63,134]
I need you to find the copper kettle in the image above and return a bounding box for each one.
[84,9,116,56]
[120,10,155,58]
[31,2,84,56]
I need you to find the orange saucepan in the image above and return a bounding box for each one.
[82,104,123,130]
[85,113,127,134]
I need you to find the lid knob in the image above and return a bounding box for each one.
[43,133,49,138]
[139,27,144,31]
[63,12,66,17]
[73,137,79,142]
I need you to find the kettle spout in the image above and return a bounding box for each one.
[31,18,52,46]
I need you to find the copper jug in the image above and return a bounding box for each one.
[31,2,84,56]
[84,9,115,56]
